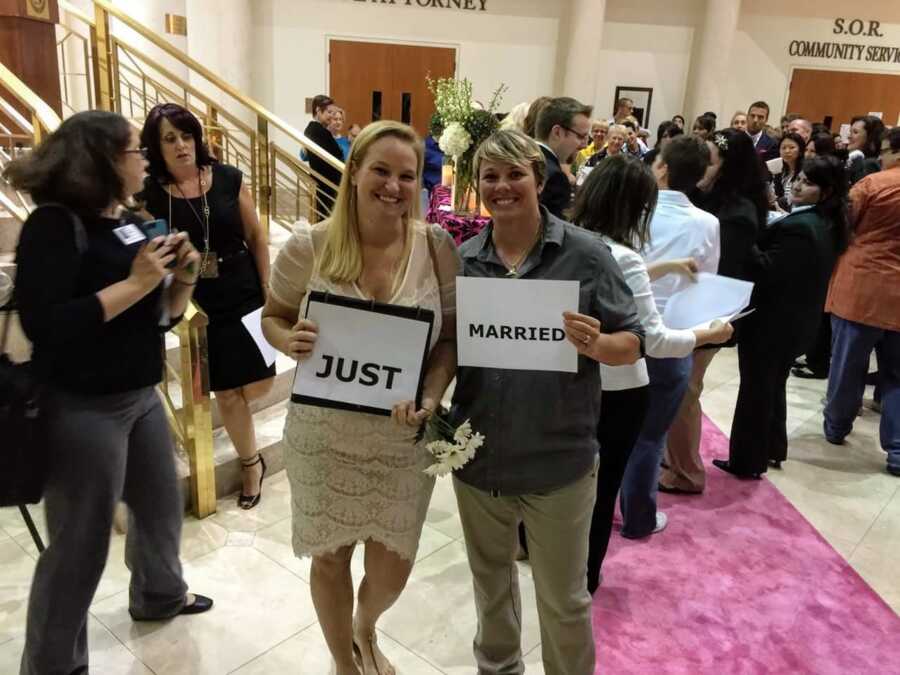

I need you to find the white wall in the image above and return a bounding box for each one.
[186,0,255,127]
[595,22,694,130]
[252,0,562,151]
[723,10,900,120]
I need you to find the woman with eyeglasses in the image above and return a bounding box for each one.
[5,110,212,675]
[139,103,276,510]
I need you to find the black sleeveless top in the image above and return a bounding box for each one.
[139,163,246,258]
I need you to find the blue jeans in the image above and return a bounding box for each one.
[824,315,900,471]
[620,355,692,537]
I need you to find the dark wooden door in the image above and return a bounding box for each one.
[329,40,455,136]
[787,69,900,130]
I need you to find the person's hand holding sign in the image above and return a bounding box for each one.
[563,311,642,366]
[287,318,319,361]
[563,311,602,357]
[392,396,437,428]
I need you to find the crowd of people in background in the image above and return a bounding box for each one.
[5,79,898,674]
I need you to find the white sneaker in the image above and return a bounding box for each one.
[652,511,668,534]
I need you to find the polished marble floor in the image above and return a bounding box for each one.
[0,351,896,673]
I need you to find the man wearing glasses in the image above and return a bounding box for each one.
[534,97,593,219]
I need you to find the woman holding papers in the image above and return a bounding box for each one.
[139,103,275,510]
[715,156,850,478]
[450,130,644,675]
[660,128,768,495]
[6,111,212,675]
[262,121,460,675]
[572,155,733,592]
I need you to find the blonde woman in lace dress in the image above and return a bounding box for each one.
[262,121,460,675]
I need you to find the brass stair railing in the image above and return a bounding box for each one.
[58,0,343,230]
[0,63,217,518]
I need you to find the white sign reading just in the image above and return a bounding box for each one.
[291,292,434,415]
[456,277,580,373]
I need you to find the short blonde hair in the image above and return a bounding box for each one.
[607,124,628,139]
[591,119,609,132]
[473,129,547,187]
[500,102,529,132]
[317,120,423,284]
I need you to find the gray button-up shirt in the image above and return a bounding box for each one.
[450,207,645,496]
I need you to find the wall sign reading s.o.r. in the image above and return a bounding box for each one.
[833,18,884,37]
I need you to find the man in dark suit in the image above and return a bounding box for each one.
[533,97,593,219]
[747,100,779,162]
[303,94,344,220]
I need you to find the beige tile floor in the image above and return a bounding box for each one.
[0,352,896,673]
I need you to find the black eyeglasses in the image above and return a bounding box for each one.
[560,125,589,143]
[124,148,150,159]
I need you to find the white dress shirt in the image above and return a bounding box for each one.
[600,237,698,391]
[640,190,721,315]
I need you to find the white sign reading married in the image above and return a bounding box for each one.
[291,292,434,415]
[456,277,580,373]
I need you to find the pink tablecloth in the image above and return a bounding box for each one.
[425,185,490,245]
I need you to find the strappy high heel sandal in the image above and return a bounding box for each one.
[237,453,267,510]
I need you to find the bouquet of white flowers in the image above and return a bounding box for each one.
[421,415,484,478]
[439,122,473,158]
[427,76,507,213]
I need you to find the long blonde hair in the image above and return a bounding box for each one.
[317,120,424,284]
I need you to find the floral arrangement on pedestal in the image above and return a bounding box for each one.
[427,76,508,214]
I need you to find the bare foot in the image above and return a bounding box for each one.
[353,626,395,675]
[334,660,362,675]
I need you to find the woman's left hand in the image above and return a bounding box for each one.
[392,396,436,428]
[170,232,201,284]
[563,311,602,356]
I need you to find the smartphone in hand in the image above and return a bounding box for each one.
[141,219,178,269]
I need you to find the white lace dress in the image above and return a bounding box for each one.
[269,220,457,560]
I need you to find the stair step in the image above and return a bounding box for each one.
[175,398,288,502]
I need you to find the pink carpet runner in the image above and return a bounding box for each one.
[594,415,900,675]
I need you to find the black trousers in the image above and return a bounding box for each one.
[804,312,832,375]
[587,386,649,593]
[729,339,795,474]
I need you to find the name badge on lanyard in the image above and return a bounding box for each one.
[113,223,147,246]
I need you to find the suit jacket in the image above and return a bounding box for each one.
[742,207,838,356]
[538,144,572,220]
[303,120,344,194]
[754,132,779,162]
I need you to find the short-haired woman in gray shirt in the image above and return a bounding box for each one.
[449,130,645,675]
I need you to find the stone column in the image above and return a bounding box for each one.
[554,0,607,110]
[682,0,740,122]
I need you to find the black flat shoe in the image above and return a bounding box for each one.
[792,366,828,380]
[658,483,702,495]
[130,593,214,621]
[712,459,763,480]
[179,593,214,615]
[238,453,267,510]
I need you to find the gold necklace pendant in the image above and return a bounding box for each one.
[505,266,518,278]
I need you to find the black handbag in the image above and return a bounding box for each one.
[0,304,46,506]
[0,205,86,507]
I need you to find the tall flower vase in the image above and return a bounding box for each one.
[451,156,479,215]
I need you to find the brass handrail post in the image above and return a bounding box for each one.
[92,5,114,111]
[257,116,271,235]
[177,311,216,518]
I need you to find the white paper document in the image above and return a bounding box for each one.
[662,273,754,331]
[456,277,580,373]
[292,298,432,413]
[241,307,277,367]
